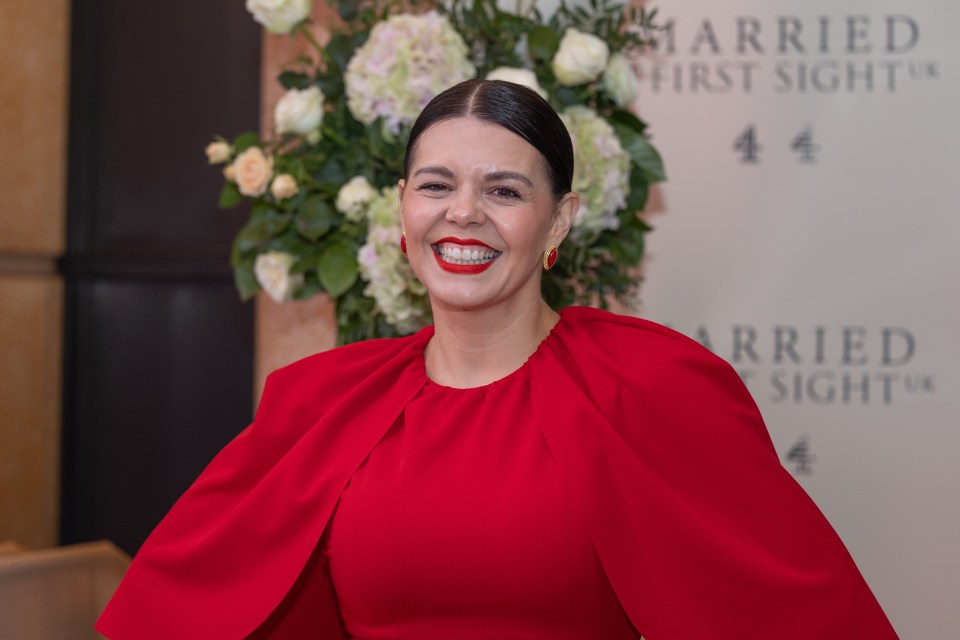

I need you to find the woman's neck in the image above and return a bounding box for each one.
[424,297,559,389]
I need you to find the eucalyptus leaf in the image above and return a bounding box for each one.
[318,242,359,297]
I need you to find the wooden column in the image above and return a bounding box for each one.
[0,0,70,550]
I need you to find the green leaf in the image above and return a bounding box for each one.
[218,181,242,209]
[338,0,360,21]
[528,26,560,61]
[626,168,649,211]
[317,241,359,297]
[316,74,344,100]
[554,87,582,107]
[294,197,337,241]
[233,131,261,152]
[235,214,291,253]
[314,161,348,189]
[250,203,279,220]
[233,259,259,301]
[610,109,648,135]
[277,71,312,90]
[613,123,667,183]
[326,34,356,74]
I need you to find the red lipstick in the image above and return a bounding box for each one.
[434,237,494,248]
[431,237,500,274]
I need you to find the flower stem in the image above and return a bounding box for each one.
[297,23,326,59]
[322,126,348,146]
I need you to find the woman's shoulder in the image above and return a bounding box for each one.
[558,305,724,369]
[550,306,771,451]
[257,329,430,414]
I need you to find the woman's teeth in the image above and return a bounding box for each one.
[433,242,501,265]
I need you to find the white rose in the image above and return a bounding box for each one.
[254,251,304,302]
[551,28,610,87]
[205,140,231,164]
[245,0,312,34]
[223,164,236,182]
[270,173,299,200]
[335,176,376,222]
[231,147,274,197]
[602,53,639,107]
[485,67,548,99]
[274,86,325,136]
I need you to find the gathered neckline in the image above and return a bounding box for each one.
[411,309,567,392]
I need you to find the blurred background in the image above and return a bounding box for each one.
[1,1,259,557]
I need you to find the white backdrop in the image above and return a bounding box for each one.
[624,1,959,637]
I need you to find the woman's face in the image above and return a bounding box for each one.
[398,117,578,312]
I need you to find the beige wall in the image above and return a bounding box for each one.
[0,0,71,549]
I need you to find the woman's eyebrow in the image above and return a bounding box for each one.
[413,166,455,179]
[485,170,533,187]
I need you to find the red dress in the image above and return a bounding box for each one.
[326,355,640,638]
[96,307,899,639]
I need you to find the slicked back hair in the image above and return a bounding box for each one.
[403,79,574,201]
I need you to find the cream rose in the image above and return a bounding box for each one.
[335,175,376,222]
[204,140,231,164]
[270,173,299,200]
[274,86,325,136]
[245,0,312,35]
[602,53,639,107]
[552,28,610,86]
[222,164,236,182]
[485,67,548,99]
[231,147,274,197]
[254,251,304,302]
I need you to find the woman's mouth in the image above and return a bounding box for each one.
[431,239,502,274]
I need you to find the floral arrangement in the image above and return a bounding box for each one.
[208,0,664,344]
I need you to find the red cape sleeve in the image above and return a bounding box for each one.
[534,307,898,639]
[95,334,429,639]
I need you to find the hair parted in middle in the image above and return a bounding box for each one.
[402,80,575,201]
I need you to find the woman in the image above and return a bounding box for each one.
[97,80,898,639]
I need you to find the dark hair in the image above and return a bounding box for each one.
[403,79,574,200]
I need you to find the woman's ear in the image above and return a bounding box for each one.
[397,179,406,226]
[550,191,580,245]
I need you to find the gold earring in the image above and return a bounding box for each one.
[543,243,558,270]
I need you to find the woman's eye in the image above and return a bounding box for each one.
[492,186,521,199]
[417,182,450,193]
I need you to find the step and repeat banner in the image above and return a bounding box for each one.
[628,1,958,637]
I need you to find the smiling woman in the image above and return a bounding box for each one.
[397,80,581,388]
[96,81,898,639]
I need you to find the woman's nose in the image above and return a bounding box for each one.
[445,190,486,226]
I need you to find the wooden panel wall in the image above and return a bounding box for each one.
[0,0,70,550]
[59,0,259,554]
